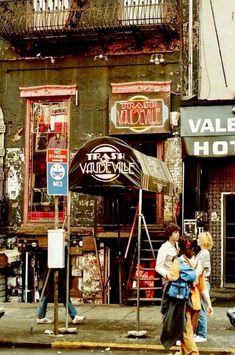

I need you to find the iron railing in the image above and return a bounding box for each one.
[0,0,179,40]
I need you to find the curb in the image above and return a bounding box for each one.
[51,340,235,354]
[0,341,51,349]
[0,339,234,353]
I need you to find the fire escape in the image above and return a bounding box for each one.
[0,0,180,56]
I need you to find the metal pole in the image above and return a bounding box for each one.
[54,196,59,335]
[93,196,105,303]
[124,206,139,260]
[25,251,28,303]
[209,0,227,87]
[136,189,142,332]
[188,0,193,96]
[141,214,155,259]
[182,162,185,231]
[65,192,71,329]
[117,197,122,305]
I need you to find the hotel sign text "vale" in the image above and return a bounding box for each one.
[181,106,235,157]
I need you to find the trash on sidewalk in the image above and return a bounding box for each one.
[227,307,235,327]
[44,329,54,335]
[127,330,147,338]
[58,327,77,334]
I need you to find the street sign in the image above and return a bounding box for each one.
[47,148,68,196]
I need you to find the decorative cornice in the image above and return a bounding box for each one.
[111,81,171,94]
[19,85,77,98]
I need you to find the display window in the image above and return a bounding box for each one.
[20,85,76,223]
[28,100,68,221]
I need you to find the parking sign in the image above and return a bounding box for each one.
[47,149,68,196]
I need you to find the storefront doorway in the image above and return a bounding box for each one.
[222,192,235,287]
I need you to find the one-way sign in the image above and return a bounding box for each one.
[47,148,68,196]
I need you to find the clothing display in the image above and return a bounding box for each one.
[47,134,66,149]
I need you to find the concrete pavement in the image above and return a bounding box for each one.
[0,301,234,353]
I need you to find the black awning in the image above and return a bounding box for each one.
[69,136,174,196]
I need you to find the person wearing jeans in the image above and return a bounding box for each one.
[195,231,213,342]
[195,279,210,340]
[37,294,84,324]
[37,265,85,324]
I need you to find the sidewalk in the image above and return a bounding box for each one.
[0,302,234,354]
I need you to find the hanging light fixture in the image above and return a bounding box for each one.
[149,54,165,65]
[94,54,108,61]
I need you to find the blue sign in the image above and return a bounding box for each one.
[47,149,68,196]
[47,162,68,196]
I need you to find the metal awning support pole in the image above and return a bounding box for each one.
[117,197,122,305]
[93,196,105,303]
[94,234,104,302]
[124,206,139,260]
[127,189,147,338]
[136,188,142,332]
[141,214,155,259]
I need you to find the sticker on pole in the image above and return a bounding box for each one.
[47,149,68,196]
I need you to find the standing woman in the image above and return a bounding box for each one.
[195,231,213,342]
[160,236,213,354]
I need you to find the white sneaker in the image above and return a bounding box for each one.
[72,315,86,324]
[37,317,53,324]
[194,335,207,342]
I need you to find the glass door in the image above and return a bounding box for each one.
[223,193,235,287]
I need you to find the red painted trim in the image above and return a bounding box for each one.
[23,100,31,224]
[19,85,77,98]
[111,81,171,94]
[28,212,65,220]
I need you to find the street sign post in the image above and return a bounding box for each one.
[46,148,68,335]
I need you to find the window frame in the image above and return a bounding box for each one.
[20,85,76,224]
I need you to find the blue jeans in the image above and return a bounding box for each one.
[196,280,210,338]
[38,295,77,320]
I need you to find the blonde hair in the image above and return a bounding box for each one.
[198,231,213,250]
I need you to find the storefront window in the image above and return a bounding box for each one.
[20,85,76,223]
[28,100,68,221]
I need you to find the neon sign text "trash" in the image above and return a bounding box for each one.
[79,144,136,182]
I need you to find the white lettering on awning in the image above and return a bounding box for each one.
[188,117,235,134]
[194,140,235,156]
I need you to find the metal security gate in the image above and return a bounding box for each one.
[222,193,235,287]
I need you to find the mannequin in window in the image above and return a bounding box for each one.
[48,133,66,149]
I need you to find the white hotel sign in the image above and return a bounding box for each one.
[181,106,235,157]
